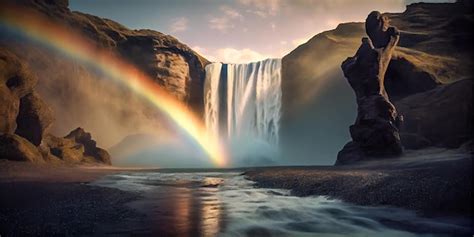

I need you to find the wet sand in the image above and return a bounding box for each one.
[0,160,142,236]
[244,148,473,218]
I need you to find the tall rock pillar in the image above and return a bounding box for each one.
[336,11,403,165]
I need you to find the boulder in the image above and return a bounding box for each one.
[65,128,96,155]
[336,11,403,165]
[0,133,43,162]
[44,134,85,163]
[65,128,112,164]
[15,92,54,146]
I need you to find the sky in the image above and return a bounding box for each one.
[70,0,453,63]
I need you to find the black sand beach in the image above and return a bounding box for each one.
[0,161,141,235]
[244,148,473,218]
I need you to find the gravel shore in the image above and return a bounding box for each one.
[244,148,473,218]
[0,161,142,236]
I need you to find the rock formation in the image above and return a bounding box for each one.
[0,49,36,134]
[1,0,209,114]
[280,1,472,164]
[65,128,111,164]
[0,134,43,162]
[0,48,111,165]
[336,12,403,165]
[15,92,54,146]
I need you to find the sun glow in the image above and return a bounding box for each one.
[0,4,228,167]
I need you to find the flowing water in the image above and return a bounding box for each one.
[91,171,470,237]
[204,59,282,154]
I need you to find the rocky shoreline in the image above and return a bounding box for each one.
[244,148,472,218]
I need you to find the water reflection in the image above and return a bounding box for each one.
[93,172,471,237]
[172,188,191,237]
[199,188,222,237]
[93,172,225,236]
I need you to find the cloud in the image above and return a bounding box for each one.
[246,9,268,18]
[192,46,217,61]
[208,6,244,32]
[212,47,272,64]
[220,6,243,20]
[209,16,235,32]
[239,0,281,16]
[292,37,309,46]
[169,17,188,33]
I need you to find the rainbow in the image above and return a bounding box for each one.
[0,5,228,167]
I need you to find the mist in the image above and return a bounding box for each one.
[7,43,174,149]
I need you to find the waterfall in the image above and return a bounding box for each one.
[204,59,282,149]
[204,63,222,139]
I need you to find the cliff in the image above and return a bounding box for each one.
[5,0,209,110]
[0,0,210,148]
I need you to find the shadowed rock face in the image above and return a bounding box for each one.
[15,92,54,146]
[0,134,43,162]
[396,78,473,149]
[336,12,403,165]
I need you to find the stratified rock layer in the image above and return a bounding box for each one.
[336,12,403,165]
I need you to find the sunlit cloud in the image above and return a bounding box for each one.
[192,46,217,61]
[220,6,244,20]
[246,9,268,18]
[238,0,280,16]
[169,17,188,33]
[208,6,244,32]
[292,37,310,46]
[212,47,272,63]
[209,16,234,32]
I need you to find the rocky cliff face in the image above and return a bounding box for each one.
[5,0,208,112]
[1,0,210,148]
[281,1,473,164]
[0,48,110,165]
[1,0,210,164]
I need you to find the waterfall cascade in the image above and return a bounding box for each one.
[204,59,282,151]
